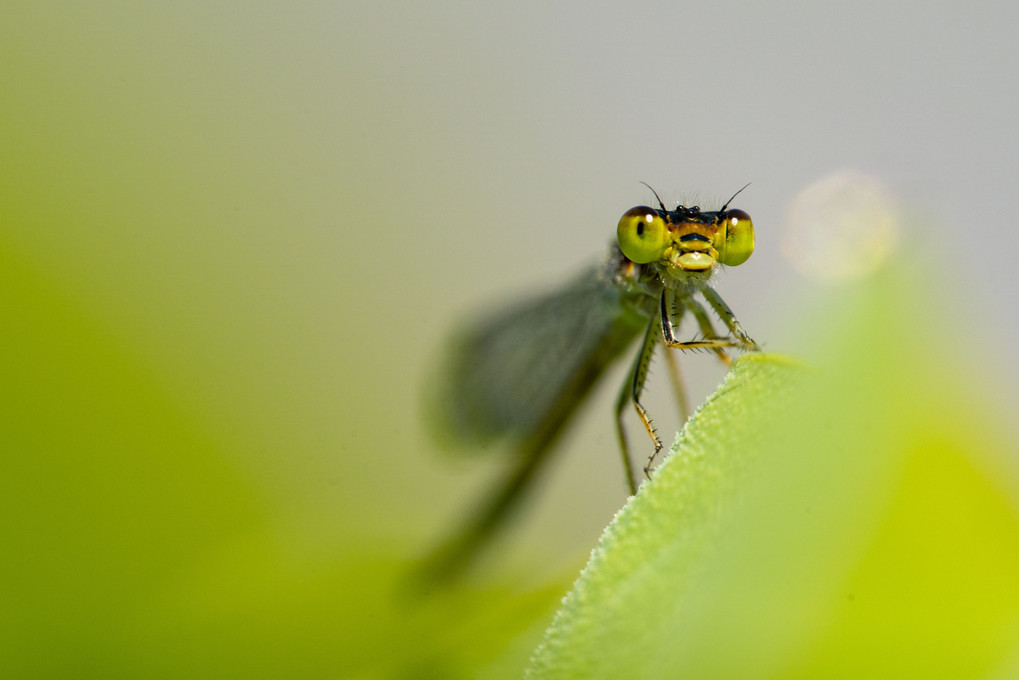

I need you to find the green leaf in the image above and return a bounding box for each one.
[528,266,1019,679]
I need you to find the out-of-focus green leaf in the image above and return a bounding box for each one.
[0,241,562,678]
[528,266,1019,679]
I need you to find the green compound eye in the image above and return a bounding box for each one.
[617,207,668,263]
[716,209,754,266]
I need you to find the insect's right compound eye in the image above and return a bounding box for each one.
[716,209,754,266]
[617,207,667,263]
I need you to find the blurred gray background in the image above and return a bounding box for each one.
[6,1,1018,583]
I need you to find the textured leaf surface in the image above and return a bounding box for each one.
[528,269,1019,679]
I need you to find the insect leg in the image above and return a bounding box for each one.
[682,297,733,367]
[700,286,759,351]
[613,371,639,495]
[639,292,697,477]
[657,281,693,423]
[615,315,661,489]
[662,347,691,425]
[660,289,744,353]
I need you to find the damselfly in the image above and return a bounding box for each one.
[426,185,759,577]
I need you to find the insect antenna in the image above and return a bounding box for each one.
[639,181,668,212]
[720,182,752,211]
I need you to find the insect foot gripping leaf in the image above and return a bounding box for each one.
[527,266,1019,680]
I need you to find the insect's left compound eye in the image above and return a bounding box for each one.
[716,209,754,266]
[617,207,667,264]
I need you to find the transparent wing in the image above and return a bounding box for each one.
[419,251,658,581]
[432,256,649,450]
